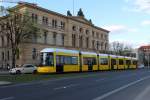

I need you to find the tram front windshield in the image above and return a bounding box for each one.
[40,52,54,66]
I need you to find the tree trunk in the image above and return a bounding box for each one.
[11,48,16,68]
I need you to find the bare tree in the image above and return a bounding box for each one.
[0,6,39,68]
[110,41,133,56]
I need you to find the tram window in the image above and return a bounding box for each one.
[45,53,54,66]
[119,59,124,65]
[111,59,116,65]
[56,56,64,64]
[100,58,108,65]
[83,57,97,65]
[126,60,131,65]
[133,61,137,65]
[71,57,78,65]
[57,56,78,65]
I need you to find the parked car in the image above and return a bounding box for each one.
[138,64,144,69]
[9,64,37,74]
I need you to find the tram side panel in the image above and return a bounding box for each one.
[56,52,80,73]
[81,53,98,71]
[99,54,110,70]
[118,57,125,70]
[110,56,118,70]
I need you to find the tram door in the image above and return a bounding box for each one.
[111,59,116,70]
[56,56,64,73]
[88,58,93,71]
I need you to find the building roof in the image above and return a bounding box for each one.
[14,2,109,33]
[139,45,150,49]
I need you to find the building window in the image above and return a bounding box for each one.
[86,30,89,35]
[53,32,56,45]
[42,16,48,25]
[52,19,57,28]
[72,34,76,47]
[92,40,95,49]
[79,35,83,48]
[7,51,9,60]
[101,34,103,39]
[60,21,65,30]
[2,52,4,61]
[79,28,83,33]
[32,33,37,43]
[92,31,95,37]
[7,35,10,46]
[96,41,99,50]
[105,43,107,50]
[105,35,107,39]
[32,48,36,60]
[86,37,89,48]
[72,26,76,31]
[44,31,48,44]
[101,42,104,50]
[1,36,4,47]
[96,32,99,38]
[62,34,65,46]
[31,13,38,23]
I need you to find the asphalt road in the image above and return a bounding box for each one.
[0,69,150,100]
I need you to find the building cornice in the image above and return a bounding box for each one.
[14,2,109,33]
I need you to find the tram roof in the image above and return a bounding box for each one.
[132,57,138,60]
[40,48,79,54]
[109,55,118,58]
[117,56,125,58]
[99,54,109,57]
[81,51,97,55]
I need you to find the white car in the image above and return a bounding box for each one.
[138,64,145,69]
[9,64,37,74]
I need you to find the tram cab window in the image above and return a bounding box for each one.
[119,59,124,65]
[41,53,54,66]
[100,58,108,65]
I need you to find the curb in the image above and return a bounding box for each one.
[0,81,12,86]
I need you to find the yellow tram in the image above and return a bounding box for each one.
[37,48,138,73]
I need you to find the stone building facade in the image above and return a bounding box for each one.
[0,2,109,68]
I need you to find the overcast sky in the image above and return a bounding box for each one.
[1,0,150,48]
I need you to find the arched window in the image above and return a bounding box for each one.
[1,36,4,47]
[72,26,76,31]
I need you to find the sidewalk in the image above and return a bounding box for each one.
[0,70,9,75]
[0,70,12,86]
[0,81,12,86]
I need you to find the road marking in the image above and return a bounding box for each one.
[95,79,105,82]
[134,86,150,100]
[0,97,14,100]
[54,84,79,90]
[93,75,150,100]
[95,73,137,82]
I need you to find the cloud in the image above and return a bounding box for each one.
[124,0,150,14]
[103,25,138,34]
[141,20,150,26]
